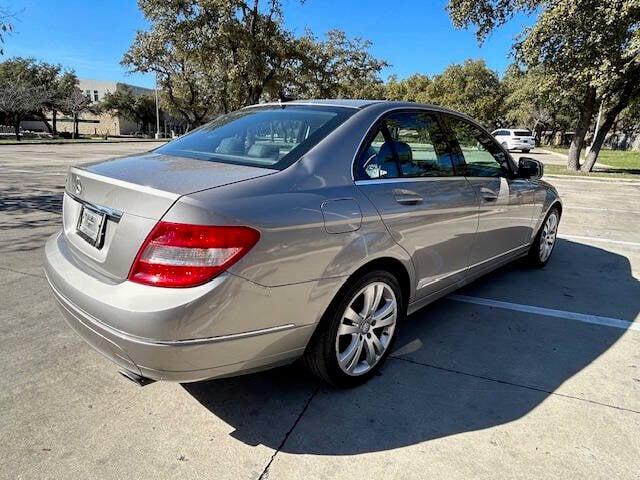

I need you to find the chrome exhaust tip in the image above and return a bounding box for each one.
[118,369,155,387]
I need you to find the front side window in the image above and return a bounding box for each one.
[156,106,354,170]
[445,115,512,178]
[356,110,455,180]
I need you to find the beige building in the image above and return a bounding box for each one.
[23,79,155,136]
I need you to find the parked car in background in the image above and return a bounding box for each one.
[44,100,561,388]
[492,128,536,153]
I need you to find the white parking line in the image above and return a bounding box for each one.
[448,294,639,332]
[564,206,639,214]
[558,234,640,247]
[4,168,65,175]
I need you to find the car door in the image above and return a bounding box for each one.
[354,110,478,298]
[443,114,537,272]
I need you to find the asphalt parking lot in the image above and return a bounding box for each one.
[1,143,639,479]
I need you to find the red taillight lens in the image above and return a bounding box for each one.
[128,222,260,288]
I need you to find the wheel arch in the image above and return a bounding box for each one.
[304,255,412,357]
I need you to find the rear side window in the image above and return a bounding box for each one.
[444,115,512,178]
[514,130,533,136]
[156,106,354,170]
[356,110,455,180]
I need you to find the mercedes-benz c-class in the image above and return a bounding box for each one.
[44,100,561,387]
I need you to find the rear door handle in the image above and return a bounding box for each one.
[480,187,498,202]
[393,188,423,205]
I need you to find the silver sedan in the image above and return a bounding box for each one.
[44,100,561,388]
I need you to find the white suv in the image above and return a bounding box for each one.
[492,129,536,153]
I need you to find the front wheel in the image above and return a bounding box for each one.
[303,270,404,387]
[527,207,560,267]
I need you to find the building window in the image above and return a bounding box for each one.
[85,90,91,99]
[94,90,99,102]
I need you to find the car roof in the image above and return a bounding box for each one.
[244,99,479,117]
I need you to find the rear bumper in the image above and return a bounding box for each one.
[44,232,327,382]
[508,141,535,150]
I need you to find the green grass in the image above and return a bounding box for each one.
[544,147,640,178]
[544,164,640,179]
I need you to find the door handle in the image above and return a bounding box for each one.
[479,187,498,202]
[393,188,423,205]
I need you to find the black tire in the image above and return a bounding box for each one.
[522,149,530,153]
[303,270,405,388]
[527,206,561,268]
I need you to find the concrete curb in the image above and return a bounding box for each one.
[540,148,568,159]
[0,139,169,146]
[545,174,640,184]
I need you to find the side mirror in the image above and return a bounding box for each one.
[518,157,543,179]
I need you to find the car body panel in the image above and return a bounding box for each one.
[464,176,537,268]
[356,177,478,297]
[43,99,561,383]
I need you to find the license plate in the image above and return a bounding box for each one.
[76,206,106,248]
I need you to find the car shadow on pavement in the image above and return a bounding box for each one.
[184,239,638,455]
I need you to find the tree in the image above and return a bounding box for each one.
[447,0,640,171]
[425,59,505,127]
[123,1,387,125]
[50,72,79,135]
[59,88,92,138]
[0,84,50,140]
[0,6,14,55]
[123,0,297,126]
[286,30,388,100]
[502,64,575,144]
[383,74,431,102]
[0,58,53,140]
[100,86,157,134]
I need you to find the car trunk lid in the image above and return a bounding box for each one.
[62,152,275,282]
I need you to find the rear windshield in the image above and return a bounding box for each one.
[514,130,533,136]
[156,105,354,170]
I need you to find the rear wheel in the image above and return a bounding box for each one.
[522,149,530,153]
[303,270,404,387]
[527,207,560,267]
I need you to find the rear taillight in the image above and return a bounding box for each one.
[128,222,260,288]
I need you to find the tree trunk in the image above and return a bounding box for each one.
[52,110,58,136]
[582,83,637,172]
[13,116,21,141]
[567,86,596,171]
[73,113,79,139]
[37,112,53,134]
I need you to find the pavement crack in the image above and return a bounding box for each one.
[257,384,320,480]
[390,356,640,415]
[0,265,45,279]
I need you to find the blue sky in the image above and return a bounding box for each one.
[6,0,535,89]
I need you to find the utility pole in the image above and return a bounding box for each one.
[586,101,603,156]
[154,72,161,139]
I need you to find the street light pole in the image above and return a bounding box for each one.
[154,72,161,139]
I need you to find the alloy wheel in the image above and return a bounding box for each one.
[539,211,558,262]
[335,281,397,376]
